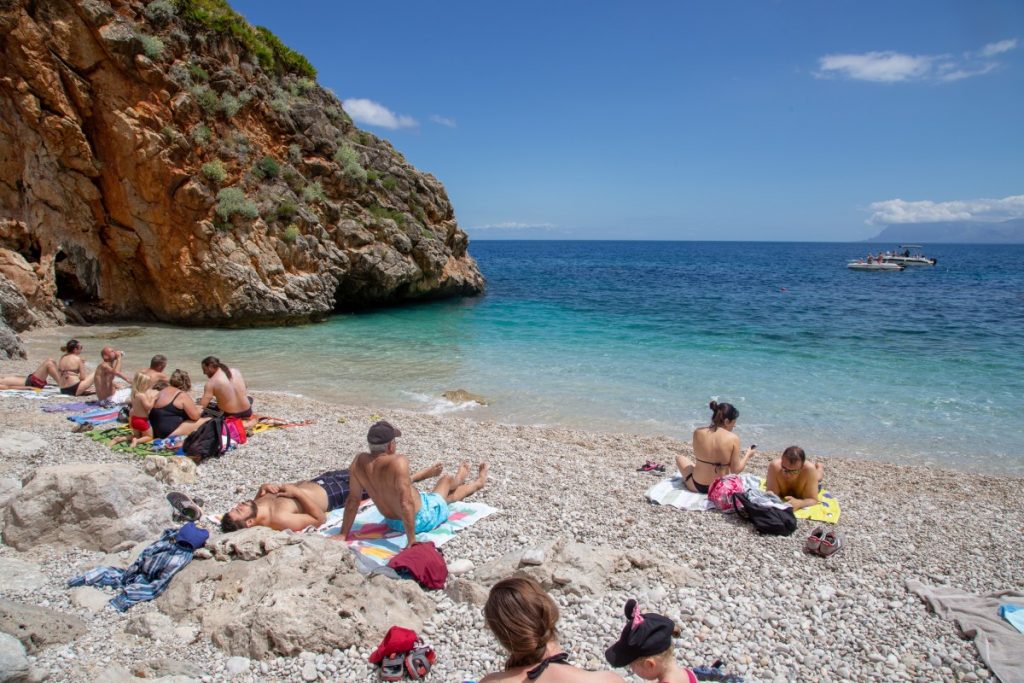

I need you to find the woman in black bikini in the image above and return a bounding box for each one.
[480,576,624,683]
[675,401,757,494]
[57,339,96,396]
[149,369,209,439]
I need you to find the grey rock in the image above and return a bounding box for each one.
[0,479,22,509]
[142,456,198,485]
[0,632,29,682]
[127,612,177,642]
[447,559,474,575]
[0,600,88,653]
[300,662,318,681]
[69,586,111,613]
[0,431,47,457]
[520,547,546,566]
[224,656,250,677]
[3,463,172,552]
[444,578,488,607]
[0,557,46,593]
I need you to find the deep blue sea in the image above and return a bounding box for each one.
[25,241,1024,474]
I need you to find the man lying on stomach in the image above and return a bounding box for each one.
[340,420,488,547]
[220,462,443,532]
[765,445,825,511]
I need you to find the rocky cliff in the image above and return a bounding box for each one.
[0,0,484,350]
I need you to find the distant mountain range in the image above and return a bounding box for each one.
[868,218,1024,244]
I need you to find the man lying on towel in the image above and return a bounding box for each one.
[765,445,825,511]
[339,420,489,547]
[220,462,444,533]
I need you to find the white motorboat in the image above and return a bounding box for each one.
[847,260,904,271]
[882,244,937,266]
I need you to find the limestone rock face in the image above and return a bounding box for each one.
[158,535,435,658]
[0,600,89,654]
[0,0,484,329]
[3,463,172,551]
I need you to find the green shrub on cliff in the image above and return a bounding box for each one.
[382,175,398,191]
[188,62,209,81]
[190,124,211,146]
[282,224,300,243]
[253,156,280,180]
[302,181,326,204]
[333,143,367,183]
[174,0,316,79]
[368,204,406,226]
[276,200,298,220]
[139,34,165,59]
[191,85,218,116]
[218,93,241,118]
[215,187,258,221]
[201,160,226,183]
[145,0,177,25]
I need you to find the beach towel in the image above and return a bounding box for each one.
[43,401,99,413]
[645,476,715,512]
[751,478,841,524]
[906,579,1024,683]
[0,386,59,399]
[83,426,156,457]
[319,500,498,573]
[67,407,121,426]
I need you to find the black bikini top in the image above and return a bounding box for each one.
[526,652,570,680]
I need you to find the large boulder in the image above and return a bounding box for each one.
[158,535,435,659]
[3,463,173,552]
[0,632,29,682]
[0,600,88,653]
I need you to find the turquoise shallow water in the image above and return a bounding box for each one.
[23,241,1024,475]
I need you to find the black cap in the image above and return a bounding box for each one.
[604,599,675,667]
[367,420,402,445]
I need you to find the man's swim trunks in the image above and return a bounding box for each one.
[25,374,46,389]
[224,396,254,419]
[311,470,366,511]
[384,492,450,534]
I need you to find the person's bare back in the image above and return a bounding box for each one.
[199,357,251,416]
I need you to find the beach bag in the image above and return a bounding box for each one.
[182,416,229,461]
[224,416,247,445]
[731,491,797,536]
[707,474,744,512]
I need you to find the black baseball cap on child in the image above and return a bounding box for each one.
[604,599,675,667]
[367,420,402,445]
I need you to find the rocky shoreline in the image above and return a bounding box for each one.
[0,355,1020,683]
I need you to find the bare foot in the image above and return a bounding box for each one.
[424,462,443,478]
[130,438,139,448]
[475,462,489,486]
[453,461,470,486]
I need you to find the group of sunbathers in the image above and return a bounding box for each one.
[1,339,259,449]
[221,419,489,547]
[675,400,825,509]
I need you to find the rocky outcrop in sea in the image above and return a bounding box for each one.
[0,0,484,331]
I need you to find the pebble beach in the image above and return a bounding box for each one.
[1,355,1022,683]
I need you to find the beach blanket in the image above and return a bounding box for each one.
[0,386,59,399]
[83,426,154,457]
[907,579,1024,683]
[751,477,841,524]
[67,407,121,426]
[319,501,499,572]
[645,476,715,511]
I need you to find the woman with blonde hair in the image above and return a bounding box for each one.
[480,576,624,682]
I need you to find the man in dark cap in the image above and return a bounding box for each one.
[339,420,488,548]
[606,599,697,683]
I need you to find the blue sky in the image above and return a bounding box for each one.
[232,1,1023,241]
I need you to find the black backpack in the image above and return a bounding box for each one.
[731,491,798,536]
[182,416,229,461]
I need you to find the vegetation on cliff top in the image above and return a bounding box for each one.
[173,0,316,78]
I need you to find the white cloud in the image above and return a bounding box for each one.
[472,221,557,230]
[817,38,1018,83]
[341,98,417,129]
[867,194,1024,224]
[430,115,457,128]
[818,51,934,82]
[979,38,1018,57]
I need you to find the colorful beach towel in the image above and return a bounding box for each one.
[67,407,121,426]
[319,500,499,572]
[0,386,59,399]
[753,478,841,524]
[645,476,715,512]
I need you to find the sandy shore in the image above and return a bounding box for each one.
[0,354,1020,683]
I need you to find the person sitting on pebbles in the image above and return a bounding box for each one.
[339,420,489,547]
[0,358,60,390]
[605,599,696,683]
[765,445,824,510]
[221,463,444,533]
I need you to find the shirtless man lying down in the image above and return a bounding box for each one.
[765,445,825,511]
[220,463,443,533]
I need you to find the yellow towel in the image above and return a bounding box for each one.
[756,478,841,524]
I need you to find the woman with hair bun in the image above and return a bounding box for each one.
[56,339,96,396]
[675,400,757,494]
[480,576,624,682]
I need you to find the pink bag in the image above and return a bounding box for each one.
[707,474,745,512]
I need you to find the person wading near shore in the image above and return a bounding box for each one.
[221,463,443,533]
[140,354,169,384]
[339,421,489,547]
[0,358,61,390]
[765,446,824,511]
[95,346,130,404]
[198,356,256,426]
[675,401,757,494]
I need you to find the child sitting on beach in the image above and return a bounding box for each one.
[113,373,157,448]
[605,599,696,683]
